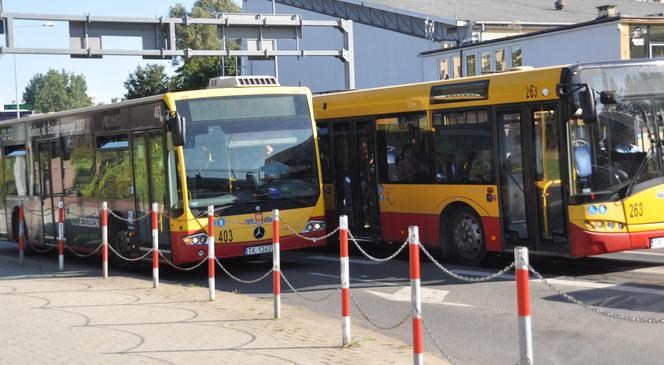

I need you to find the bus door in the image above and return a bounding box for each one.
[37,140,64,242]
[330,119,380,236]
[497,106,567,252]
[131,131,168,250]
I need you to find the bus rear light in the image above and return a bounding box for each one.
[183,233,208,246]
[301,220,326,233]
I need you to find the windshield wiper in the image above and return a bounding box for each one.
[623,111,658,197]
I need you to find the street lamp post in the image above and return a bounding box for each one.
[11,22,55,119]
[13,55,19,119]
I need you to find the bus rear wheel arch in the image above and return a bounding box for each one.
[441,205,486,265]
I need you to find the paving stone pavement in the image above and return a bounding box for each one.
[0,251,450,365]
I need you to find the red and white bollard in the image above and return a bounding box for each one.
[58,201,64,271]
[208,205,215,301]
[18,201,25,266]
[339,215,351,347]
[515,246,533,364]
[101,201,108,279]
[152,202,159,288]
[273,209,281,319]
[409,226,423,365]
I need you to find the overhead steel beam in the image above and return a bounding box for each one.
[0,11,355,89]
[272,0,473,42]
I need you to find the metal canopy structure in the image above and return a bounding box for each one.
[0,11,355,88]
[272,0,473,43]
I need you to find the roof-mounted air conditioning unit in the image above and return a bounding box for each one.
[208,76,280,88]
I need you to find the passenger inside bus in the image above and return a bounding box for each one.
[611,122,641,153]
[397,144,428,181]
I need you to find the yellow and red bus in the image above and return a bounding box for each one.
[1,76,326,264]
[314,59,664,264]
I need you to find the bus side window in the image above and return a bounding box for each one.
[433,109,494,184]
[376,112,430,183]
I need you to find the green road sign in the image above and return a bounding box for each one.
[3,104,31,110]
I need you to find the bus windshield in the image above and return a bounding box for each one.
[568,64,664,201]
[175,94,319,208]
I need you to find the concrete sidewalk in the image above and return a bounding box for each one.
[0,251,449,364]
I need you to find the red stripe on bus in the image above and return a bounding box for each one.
[516,269,530,316]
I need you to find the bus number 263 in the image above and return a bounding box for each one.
[629,203,644,218]
[219,230,233,242]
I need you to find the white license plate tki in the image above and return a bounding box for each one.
[244,244,273,256]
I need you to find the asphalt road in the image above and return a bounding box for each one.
[3,241,664,365]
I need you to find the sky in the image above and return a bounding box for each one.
[0,0,242,107]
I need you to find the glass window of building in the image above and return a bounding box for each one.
[452,55,461,78]
[511,47,522,67]
[495,48,506,72]
[466,54,477,76]
[439,58,450,80]
[481,52,491,74]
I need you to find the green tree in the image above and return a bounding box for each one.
[169,0,242,91]
[23,69,92,113]
[124,64,171,99]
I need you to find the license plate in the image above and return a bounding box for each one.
[650,237,664,249]
[244,244,273,256]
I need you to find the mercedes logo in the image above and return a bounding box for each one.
[253,226,265,239]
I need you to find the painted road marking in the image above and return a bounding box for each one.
[307,256,664,297]
[366,287,473,307]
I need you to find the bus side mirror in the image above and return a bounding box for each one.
[168,113,186,146]
[600,91,618,105]
[582,87,597,123]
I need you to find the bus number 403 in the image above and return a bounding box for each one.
[219,230,233,242]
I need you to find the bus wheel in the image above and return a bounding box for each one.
[450,208,486,265]
[112,230,134,270]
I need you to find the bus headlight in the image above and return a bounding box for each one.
[301,220,326,233]
[183,233,208,246]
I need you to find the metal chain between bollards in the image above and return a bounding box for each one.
[284,224,340,243]
[22,206,53,216]
[419,242,516,282]
[422,316,458,365]
[528,264,664,324]
[158,250,208,271]
[348,231,409,262]
[280,270,339,302]
[107,209,152,223]
[349,289,411,330]
[66,241,105,258]
[214,257,273,284]
[107,245,154,262]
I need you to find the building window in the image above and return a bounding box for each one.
[466,54,477,76]
[629,25,648,59]
[452,55,461,78]
[376,113,431,183]
[439,58,450,80]
[495,49,506,72]
[481,52,491,74]
[432,110,493,183]
[511,47,522,67]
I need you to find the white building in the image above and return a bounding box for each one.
[422,8,664,81]
[243,0,664,91]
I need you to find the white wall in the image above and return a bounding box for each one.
[243,0,437,92]
[422,20,621,81]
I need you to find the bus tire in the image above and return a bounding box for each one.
[450,207,486,265]
[439,215,452,260]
